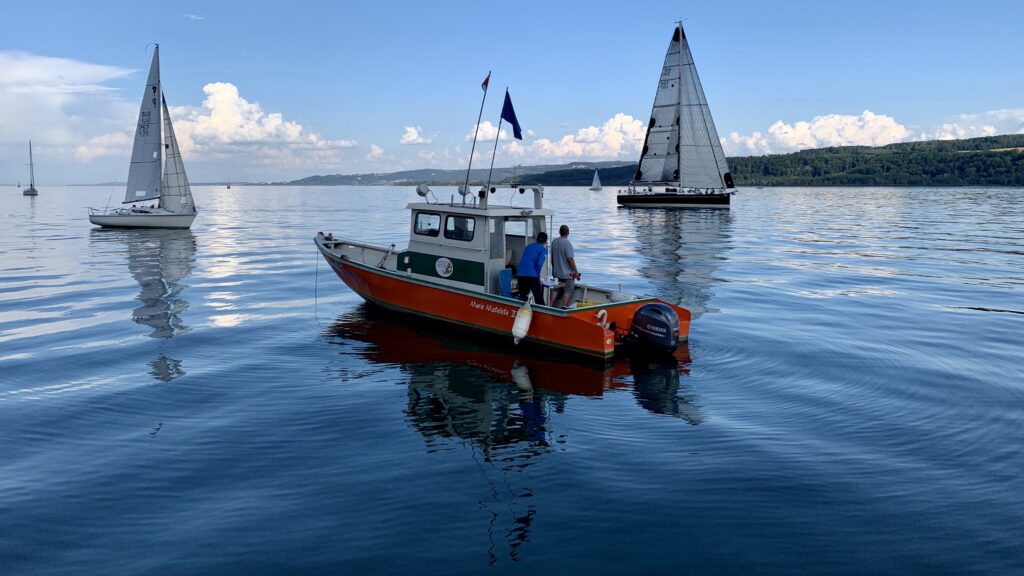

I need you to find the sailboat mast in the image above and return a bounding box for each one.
[156,45,165,208]
[29,140,35,187]
[676,21,684,189]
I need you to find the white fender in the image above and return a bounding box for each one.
[512,299,533,344]
[595,309,609,329]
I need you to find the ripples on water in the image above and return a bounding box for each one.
[1,186,1022,574]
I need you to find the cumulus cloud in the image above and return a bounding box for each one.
[366,143,384,160]
[532,113,644,159]
[723,110,910,156]
[163,82,356,169]
[400,126,431,145]
[723,108,1024,156]
[465,121,508,142]
[921,108,1024,140]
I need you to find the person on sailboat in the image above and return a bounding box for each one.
[516,232,548,304]
[549,225,581,309]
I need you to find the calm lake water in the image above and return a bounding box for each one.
[1,185,1022,574]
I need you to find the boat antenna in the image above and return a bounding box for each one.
[462,71,491,205]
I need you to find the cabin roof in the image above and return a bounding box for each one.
[405,202,554,218]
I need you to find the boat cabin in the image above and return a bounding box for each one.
[400,186,552,296]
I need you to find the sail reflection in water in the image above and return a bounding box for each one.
[90,229,196,381]
[630,208,732,319]
[324,305,702,562]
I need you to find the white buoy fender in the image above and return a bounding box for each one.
[512,299,533,344]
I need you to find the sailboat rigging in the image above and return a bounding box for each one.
[88,45,197,229]
[23,141,38,196]
[618,21,735,208]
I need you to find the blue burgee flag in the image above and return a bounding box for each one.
[501,90,523,140]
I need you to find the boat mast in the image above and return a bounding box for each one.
[463,71,491,202]
[677,21,684,190]
[28,140,35,188]
[155,44,165,209]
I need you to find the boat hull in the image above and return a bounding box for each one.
[89,212,196,229]
[617,193,730,208]
[316,238,689,361]
[23,188,38,196]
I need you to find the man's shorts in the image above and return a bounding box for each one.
[555,277,576,292]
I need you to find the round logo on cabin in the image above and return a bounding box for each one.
[435,257,454,278]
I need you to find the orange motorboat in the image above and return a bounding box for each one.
[315,185,691,361]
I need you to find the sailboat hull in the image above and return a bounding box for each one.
[23,188,38,196]
[617,192,730,209]
[89,212,196,229]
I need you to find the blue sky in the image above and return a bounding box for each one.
[2,0,1023,183]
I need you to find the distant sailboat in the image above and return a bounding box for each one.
[23,141,38,196]
[618,21,735,209]
[88,45,196,229]
[589,169,602,191]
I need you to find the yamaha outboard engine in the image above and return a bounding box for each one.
[627,303,680,354]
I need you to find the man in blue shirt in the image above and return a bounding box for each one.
[516,232,548,303]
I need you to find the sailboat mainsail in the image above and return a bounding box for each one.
[124,47,163,205]
[590,169,602,191]
[633,23,734,190]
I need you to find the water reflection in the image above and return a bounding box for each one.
[90,229,196,381]
[628,209,732,318]
[323,305,702,563]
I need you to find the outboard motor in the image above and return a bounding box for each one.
[627,303,680,354]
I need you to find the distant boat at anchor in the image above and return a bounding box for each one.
[618,21,735,209]
[589,169,602,191]
[88,45,196,229]
[23,141,38,196]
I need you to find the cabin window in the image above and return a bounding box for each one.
[414,212,441,237]
[444,215,475,242]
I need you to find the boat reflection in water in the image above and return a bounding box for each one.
[629,208,733,319]
[90,229,196,381]
[325,304,701,563]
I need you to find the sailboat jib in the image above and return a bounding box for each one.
[160,96,196,214]
[633,23,734,190]
[590,169,602,190]
[124,46,163,205]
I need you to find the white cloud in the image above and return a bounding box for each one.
[920,108,1024,141]
[723,110,910,156]
[400,126,432,145]
[417,150,436,160]
[181,13,204,21]
[366,143,384,160]
[532,113,644,159]
[0,51,135,146]
[723,108,1024,156]
[73,132,132,162]
[161,82,357,170]
[465,121,508,142]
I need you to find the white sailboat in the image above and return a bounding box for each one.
[23,141,38,196]
[618,21,735,208]
[589,169,602,191]
[89,45,197,229]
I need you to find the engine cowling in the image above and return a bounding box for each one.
[627,303,680,354]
